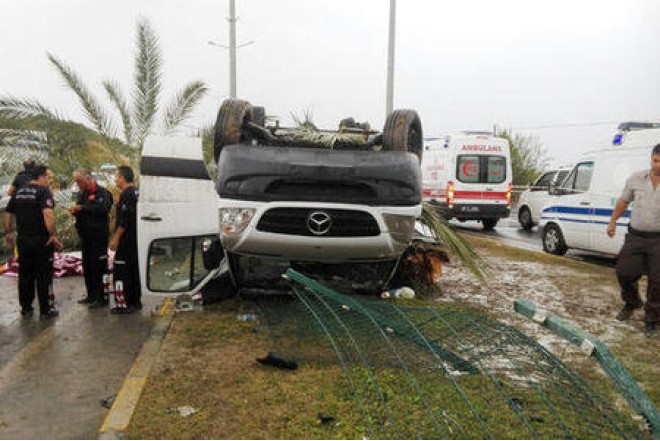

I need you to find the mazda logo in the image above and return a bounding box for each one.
[307,211,332,235]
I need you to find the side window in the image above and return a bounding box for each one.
[563,162,594,193]
[457,156,480,183]
[532,171,555,191]
[486,156,506,184]
[147,234,218,292]
[574,162,594,192]
[554,170,570,186]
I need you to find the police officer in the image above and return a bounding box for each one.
[70,168,113,308]
[3,165,62,318]
[608,143,660,334]
[109,165,141,314]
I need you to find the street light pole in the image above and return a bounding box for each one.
[229,0,237,98]
[385,0,396,118]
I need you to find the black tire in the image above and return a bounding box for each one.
[382,109,423,162]
[543,224,568,255]
[518,206,533,230]
[482,218,498,231]
[252,106,266,127]
[213,99,254,162]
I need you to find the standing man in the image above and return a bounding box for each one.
[607,143,660,334]
[109,165,141,314]
[7,157,36,197]
[3,165,62,318]
[70,169,113,308]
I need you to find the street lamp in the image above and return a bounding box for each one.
[385,0,396,118]
[207,0,255,99]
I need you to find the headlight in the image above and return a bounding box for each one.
[219,208,256,235]
[383,213,416,244]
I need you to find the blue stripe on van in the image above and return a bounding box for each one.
[542,206,631,218]
[541,205,631,226]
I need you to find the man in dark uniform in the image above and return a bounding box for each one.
[70,168,113,308]
[7,157,36,197]
[109,165,141,314]
[3,165,62,318]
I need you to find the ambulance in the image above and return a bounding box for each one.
[539,122,660,256]
[421,132,513,230]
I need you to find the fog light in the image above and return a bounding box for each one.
[219,208,255,235]
[383,213,416,243]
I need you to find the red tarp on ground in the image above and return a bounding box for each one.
[0,251,115,278]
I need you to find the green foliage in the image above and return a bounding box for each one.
[495,128,549,186]
[0,17,208,176]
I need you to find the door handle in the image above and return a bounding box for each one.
[579,201,591,206]
[141,214,163,222]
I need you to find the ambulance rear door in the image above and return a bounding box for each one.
[452,136,512,218]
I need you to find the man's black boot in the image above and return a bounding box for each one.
[616,302,643,321]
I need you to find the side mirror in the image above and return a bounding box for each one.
[548,182,559,195]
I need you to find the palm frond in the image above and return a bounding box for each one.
[420,203,489,282]
[103,80,134,145]
[161,81,208,134]
[0,95,59,120]
[47,52,114,138]
[132,18,162,147]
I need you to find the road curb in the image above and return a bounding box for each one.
[98,299,175,440]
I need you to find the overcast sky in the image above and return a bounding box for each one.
[2,0,659,166]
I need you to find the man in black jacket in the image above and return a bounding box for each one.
[4,165,62,318]
[70,168,113,308]
[109,165,141,314]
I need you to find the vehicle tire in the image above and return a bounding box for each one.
[213,99,254,162]
[518,206,533,230]
[482,218,498,231]
[252,106,266,127]
[543,224,568,255]
[382,109,423,162]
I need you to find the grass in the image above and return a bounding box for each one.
[125,236,658,439]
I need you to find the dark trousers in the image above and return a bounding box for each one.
[616,233,660,323]
[80,233,109,302]
[17,236,54,315]
[114,241,141,308]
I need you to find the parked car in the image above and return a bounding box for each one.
[517,166,572,230]
[138,99,424,297]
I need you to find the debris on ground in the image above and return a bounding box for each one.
[391,242,449,295]
[256,352,298,370]
[317,413,336,425]
[166,406,198,417]
[380,286,415,299]
[99,395,116,409]
[175,294,195,312]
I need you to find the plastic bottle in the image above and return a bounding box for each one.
[380,286,415,299]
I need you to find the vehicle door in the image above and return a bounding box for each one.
[527,171,556,223]
[137,136,222,296]
[550,161,595,250]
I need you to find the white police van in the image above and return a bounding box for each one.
[421,132,513,230]
[539,122,660,256]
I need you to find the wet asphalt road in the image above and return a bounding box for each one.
[0,275,161,439]
[450,212,617,268]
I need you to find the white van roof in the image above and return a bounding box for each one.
[599,125,660,152]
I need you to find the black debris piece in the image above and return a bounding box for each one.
[256,351,298,370]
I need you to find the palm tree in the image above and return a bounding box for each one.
[0,18,207,163]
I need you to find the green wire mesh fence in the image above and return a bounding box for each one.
[252,269,644,439]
